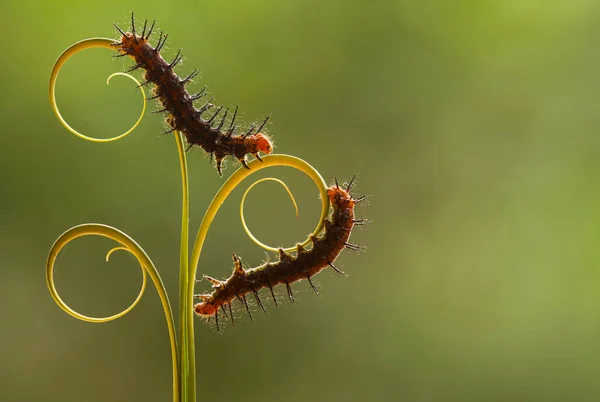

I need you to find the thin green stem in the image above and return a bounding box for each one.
[174,132,195,402]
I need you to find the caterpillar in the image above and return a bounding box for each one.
[194,178,368,331]
[112,13,274,175]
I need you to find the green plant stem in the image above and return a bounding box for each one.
[174,131,195,402]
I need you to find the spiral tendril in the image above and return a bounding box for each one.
[240,177,300,253]
[49,38,147,143]
[47,227,148,323]
[46,223,179,400]
[189,154,330,285]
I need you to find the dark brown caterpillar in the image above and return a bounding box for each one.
[194,178,368,331]
[113,13,274,175]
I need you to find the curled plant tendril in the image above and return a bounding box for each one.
[46,224,179,401]
[49,38,147,142]
[189,154,329,285]
[48,242,147,323]
[240,178,300,253]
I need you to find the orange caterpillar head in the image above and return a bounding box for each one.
[194,296,217,316]
[328,186,351,203]
[254,133,274,154]
[327,180,355,212]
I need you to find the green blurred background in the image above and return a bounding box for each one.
[2,0,600,401]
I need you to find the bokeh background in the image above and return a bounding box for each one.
[2,0,600,401]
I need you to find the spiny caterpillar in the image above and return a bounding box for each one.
[194,178,368,331]
[113,13,274,175]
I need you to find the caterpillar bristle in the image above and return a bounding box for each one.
[203,275,223,288]
[238,295,253,320]
[206,105,223,124]
[256,115,271,133]
[114,23,126,36]
[170,49,183,68]
[228,303,235,327]
[267,281,278,306]
[228,106,239,133]
[216,108,229,131]
[131,12,138,43]
[344,242,364,252]
[346,175,356,192]
[140,19,148,39]
[189,86,208,102]
[125,64,142,73]
[193,293,211,301]
[353,195,369,203]
[198,97,215,114]
[232,254,245,274]
[328,262,346,276]
[181,69,200,85]
[286,282,295,303]
[154,32,167,52]
[145,20,156,39]
[307,276,319,295]
[243,124,256,138]
[254,289,267,314]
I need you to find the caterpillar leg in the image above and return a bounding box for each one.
[215,154,226,176]
[238,156,250,170]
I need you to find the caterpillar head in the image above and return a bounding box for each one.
[328,186,351,203]
[254,133,274,154]
[194,296,217,316]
